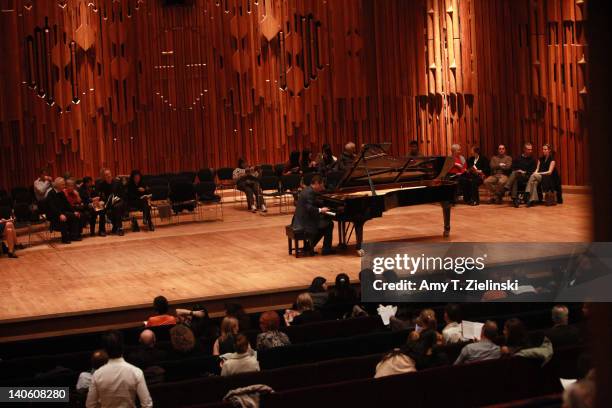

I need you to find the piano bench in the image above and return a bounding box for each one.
[285,225,310,258]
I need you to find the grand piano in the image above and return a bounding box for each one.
[319,143,457,255]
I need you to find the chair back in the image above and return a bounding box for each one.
[216,168,234,182]
[197,168,215,183]
[260,176,280,192]
[280,174,301,192]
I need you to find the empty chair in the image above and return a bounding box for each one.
[178,171,197,183]
[195,182,223,221]
[260,176,284,213]
[198,168,215,183]
[280,174,301,211]
[169,180,197,215]
[216,167,237,201]
[274,163,285,177]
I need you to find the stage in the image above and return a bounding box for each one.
[0,192,591,341]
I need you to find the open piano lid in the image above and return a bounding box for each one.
[336,143,454,189]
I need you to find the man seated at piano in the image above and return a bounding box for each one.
[292,174,336,256]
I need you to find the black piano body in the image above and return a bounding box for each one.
[318,143,457,253]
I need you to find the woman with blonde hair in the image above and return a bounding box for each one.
[291,293,323,326]
[213,316,239,355]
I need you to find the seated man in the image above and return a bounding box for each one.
[46,177,82,244]
[79,176,106,237]
[233,158,266,213]
[76,350,108,394]
[442,304,464,344]
[33,167,53,202]
[336,142,357,171]
[454,320,501,365]
[502,142,536,207]
[292,174,335,256]
[127,170,154,231]
[484,144,512,204]
[95,168,126,236]
[545,304,581,349]
[128,330,167,369]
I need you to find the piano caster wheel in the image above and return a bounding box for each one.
[356,249,365,257]
[443,230,450,238]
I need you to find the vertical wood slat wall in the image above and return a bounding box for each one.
[0,0,588,188]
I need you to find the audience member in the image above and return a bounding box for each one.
[95,168,126,236]
[33,167,53,202]
[233,158,266,213]
[78,176,106,237]
[562,370,595,408]
[145,296,177,327]
[502,142,536,207]
[169,324,198,357]
[447,144,467,178]
[526,143,558,207]
[46,177,82,244]
[442,304,464,344]
[501,318,529,355]
[213,316,239,355]
[256,311,291,351]
[76,349,108,394]
[317,143,337,175]
[220,334,260,376]
[283,151,302,175]
[337,142,357,171]
[292,293,323,325]
[545,305,581,349]
[454,321,501,364]
[225,303,252,331]
[307,276,328,310]
[461,146,489,205]
[301,149,317,172]
[484,144,512,203]
[127,330,167,369]
[127,170,154,231]
[64,178,89,235]
[374,348,417,378]
[325,273,358,319]
[407,140,423,158]
[0,214,18,258]
[86,330,152,408]
[406,328,449,369]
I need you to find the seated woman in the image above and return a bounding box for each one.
[447,144,467,180]
[127,170,154,231]
[317,143,337,176]
[461,146,489,205]
[526,143,558,207]
[78,176,105,237]
[0,216,18,258]
[301,149,318,173]
[256,311,291,351]
[307,276,328,310]
[64,178,90,236]
[500,318,529,356]
[283,151,302,175]
[213,316,239,355]
[233,158,266,213]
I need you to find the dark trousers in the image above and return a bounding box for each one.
[128,199,152,225]
[237,178,264,209]
[52,213,81,241]
[459,173,482,203]
[107,204,125,232]
[307,222,333,251]
[87,208,106,234]
[505,171,529,199]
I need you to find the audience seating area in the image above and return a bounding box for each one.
[0,301,587,407]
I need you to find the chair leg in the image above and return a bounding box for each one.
[288,237,292,255]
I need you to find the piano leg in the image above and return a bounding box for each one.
[441,201,451,237]
[355,221,364,250]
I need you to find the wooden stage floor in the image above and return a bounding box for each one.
[0,193,591,335]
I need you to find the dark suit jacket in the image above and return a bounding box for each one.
[467,155,490,177]
[544,324,581,349]
[45,189,75,221]
[127,346,168,369]
[292,186,325,235]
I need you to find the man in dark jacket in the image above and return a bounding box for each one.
[95,168,126,236]
[292,175,335,256]
[46,178,82,244]
[503,142,537,207]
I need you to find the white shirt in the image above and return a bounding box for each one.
[33,179,52,201]
[442,322,464,344]
[76,370,94,392]
[86,357,153,408]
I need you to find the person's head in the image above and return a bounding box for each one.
[450,144,462,156]
[289,150,301,166]
[101,168,113,183]
[322,143,333,157]
[296,292,314,312]
[91,349,109,370]
[417,308,437,331]
[237,158,247,169]
[542,143,552,157]
[53,177,66,191]
[65,178,76,192]
[234,333,250,354]
[101,330,124,359]
[335,273,350,289]
[82,176,92,187]
[471,146,480,156]
[310,174,325,192]
[497,144,506,156]
[409,140,419,155]
[140,329,156,348]
[259,311,281,332]
[444,304,462,324]
[39,167,49,179]
[225,303,247,319]
[309,276,327,293]
[552,305,570,326]
[481,320,499,341]
[522,142,533,157]
[170,324,195,353]
[503,318,528,348]
[220,316,239,338]
[344,142,356,155]
[563,375,595,408]
[153,296,170,315]
[130,169,142,185]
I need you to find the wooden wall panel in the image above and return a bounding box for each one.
[0,0,589,188]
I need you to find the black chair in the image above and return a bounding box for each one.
[274,163,286,177]
[11,187,32,205]
[195,182,223,221]
[260,176,283,212]
[259,164,274,174]
[280,174,301,212]
[197,168,215,183]
[178,171,197,183]
[169,180,197,221]
[216,167,237,201]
